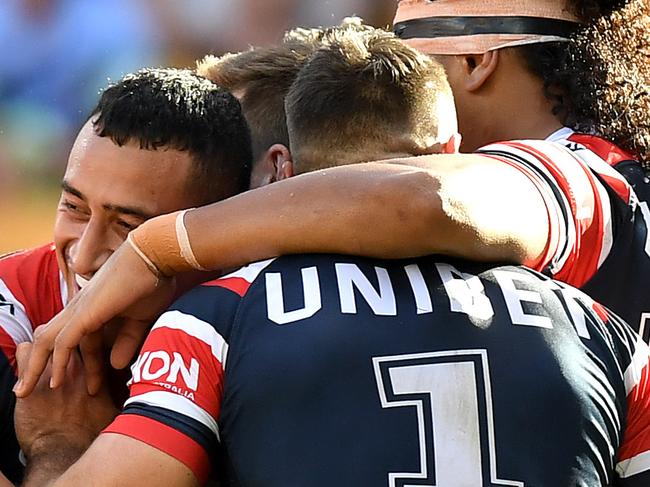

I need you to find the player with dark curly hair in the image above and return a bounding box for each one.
[522,0,649,159]
[515,0,650,196]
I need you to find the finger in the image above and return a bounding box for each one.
[14,342,33,376]
[12,342,33,395]
[49,307,100,390]
[13,327,55,397]
[49,335,76,391]
[79,332,105,396]
[110,320,151,369]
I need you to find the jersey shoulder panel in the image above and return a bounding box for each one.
[0,243,63,370]
[171,258,276,333]
[567,133,636,167]
[106,259,276,483]
[0,243,63,330]
[562,133,634,203]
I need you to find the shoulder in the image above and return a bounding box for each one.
[165,259,277,340]
[0,243,63,331]
[197,259,277,298]
[0,243,58,276]
[0,243,61,298]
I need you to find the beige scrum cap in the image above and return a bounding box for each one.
[393,0,582,55]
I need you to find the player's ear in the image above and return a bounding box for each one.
[414,132,461,155]
[441,133,461,154]
[254,144,293,187]
[462,51,499,92]
[270,144,294,182]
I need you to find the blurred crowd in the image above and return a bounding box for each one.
[0,0,393,252]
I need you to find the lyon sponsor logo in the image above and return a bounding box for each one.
[130,350,200,393]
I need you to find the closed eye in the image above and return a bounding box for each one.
[60,200,89,216]
[116,219,138,231]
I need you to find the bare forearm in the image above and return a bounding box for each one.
[187,162,444,268]
[185,157,547,270]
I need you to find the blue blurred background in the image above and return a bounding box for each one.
[0,0,394,253]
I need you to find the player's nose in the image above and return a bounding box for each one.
[67,221,111,279]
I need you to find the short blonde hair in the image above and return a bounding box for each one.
[285,26,455,171]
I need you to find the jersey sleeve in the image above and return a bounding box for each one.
[0,277,35,373]
[0,278,34,482]
[604,313,650,484]
[103,260,274,484]
[478,140,629,288]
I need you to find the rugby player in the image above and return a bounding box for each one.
[196,17,374,189]
[16,28,650,486]
[0,68,252,483]
[16,0,650,399]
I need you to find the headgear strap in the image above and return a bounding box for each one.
[394,0,582,55]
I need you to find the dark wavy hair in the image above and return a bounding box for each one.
[517,0,650,166]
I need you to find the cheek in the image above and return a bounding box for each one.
[52,212,83,255]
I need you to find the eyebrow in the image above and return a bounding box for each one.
[61,180,155,220]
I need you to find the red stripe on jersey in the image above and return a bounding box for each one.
[568,134,632,202]
[130,326,225,419]
[599,173,631,204]
[0,244,63,328]
[104,414,210,485]
[0,327,16,374]
[592,302,610,323]
[568,133,636,167]
[618,360,650,464]
[508,142,604,288]
[202,276,251,297]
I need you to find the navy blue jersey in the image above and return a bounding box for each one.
[106,254,650,486]
[598,158,650,342]
[554,130,650,342]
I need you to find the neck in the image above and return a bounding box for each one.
[295,143,418,173]
[459,53,564,151]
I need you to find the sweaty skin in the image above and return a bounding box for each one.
[13,154,551,397]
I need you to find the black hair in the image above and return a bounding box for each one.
[91,67,252,201]
[517,0,650,166]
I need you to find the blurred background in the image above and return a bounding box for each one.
[0,0,394,253]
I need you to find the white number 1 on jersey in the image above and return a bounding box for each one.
[373,350,523,487]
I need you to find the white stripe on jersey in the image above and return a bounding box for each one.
[152,310,229,368]
[220,258,276,284]
[546,127,576,143]
[623,337,650,396]
[551,142,615,269]
[592,170,614,268]
[616,450,650,478]
[0,278,33,345]
[125,390,220,440]
[549,128,632,268]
